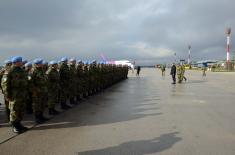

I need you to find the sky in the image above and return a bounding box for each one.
[0,0,235,65]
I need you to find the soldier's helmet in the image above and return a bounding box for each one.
[25,62,32,68]
[61,57,68,62]
[4,59,12,65]
[49,61,57,65]
[33,58,43,65]
[11,56,23,64]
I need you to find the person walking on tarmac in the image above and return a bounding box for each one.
[182,64,187,81]
[177,64,184,83]
[136,66,141,77]
[202,63,207,76]
[170,63,176,84]
[161,64,166,77]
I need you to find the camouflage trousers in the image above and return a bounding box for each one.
[32,94,46,115]
[48,91,59,109]
[9,99,25,123]
[60,89,69,103]
[177,73,184,83]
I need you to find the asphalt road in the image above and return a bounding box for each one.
[0,68,235,155]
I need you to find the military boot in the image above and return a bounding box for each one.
[11,122,22,134]
[40,113,49,122]
[61,102,71,110]
[18,122,28,132]
[76,95,82,102]
[35,114,43,124]
[69,98,76,105]
[49,108,60,115]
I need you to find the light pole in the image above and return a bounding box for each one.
[174,52,177,63]
[226,28,231,70]
[188,45,191,65]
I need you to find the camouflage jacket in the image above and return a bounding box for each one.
[46,67,60,92]
[2,66,28,100]
[31,67,48,95]
[59,63,71,88]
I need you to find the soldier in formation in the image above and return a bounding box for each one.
[0,56,129,134]
[0,60,13,121]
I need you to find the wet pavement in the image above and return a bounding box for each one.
[0,68,235,155]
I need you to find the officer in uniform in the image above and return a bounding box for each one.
[0,59,13,121]
[59,57,71,109]
[3,56,28,133]
[46,61,60,115]
[31,58,49,124]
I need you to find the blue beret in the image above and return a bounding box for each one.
[42,60,48,65]
[22,60,28,64]
[77,60,83,63]
[11,56,22,63]
[25,62,32,67]
[69,58,76,62]
[61,57,68,62]
[4,59,12,64]
[33,58,43,65]
[49,61,57,65]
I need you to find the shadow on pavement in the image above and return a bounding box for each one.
[31,78,163,131]
[76,132,182,155]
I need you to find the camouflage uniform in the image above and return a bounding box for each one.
[59,62,71,109]
[76,63,84,99]
[46,65,60,114]
[31,66,48,122]
[3,64,28,131]
[25,66,33,114]
[0,65,12,121]
[177,65,184,83]
[69,62,77,104]
[83,64,90,97]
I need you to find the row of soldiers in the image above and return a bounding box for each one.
[0,56,129,134]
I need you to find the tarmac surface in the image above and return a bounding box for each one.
[0,68,235,155]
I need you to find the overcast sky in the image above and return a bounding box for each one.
[0,0,234,65]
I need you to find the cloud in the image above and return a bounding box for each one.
[0,0,234,65]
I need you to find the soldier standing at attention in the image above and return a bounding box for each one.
[46,61,60,115]
[24,62,33,114]
[0,59,13,121]
[31,58,49,124]
[76,60,84,100]
[59,57,71,109]
[3,56,28,133]
[68,58,77,105]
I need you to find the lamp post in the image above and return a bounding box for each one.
[188,45,191,65]
[174,52,177,63]
[226,28,231,70]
